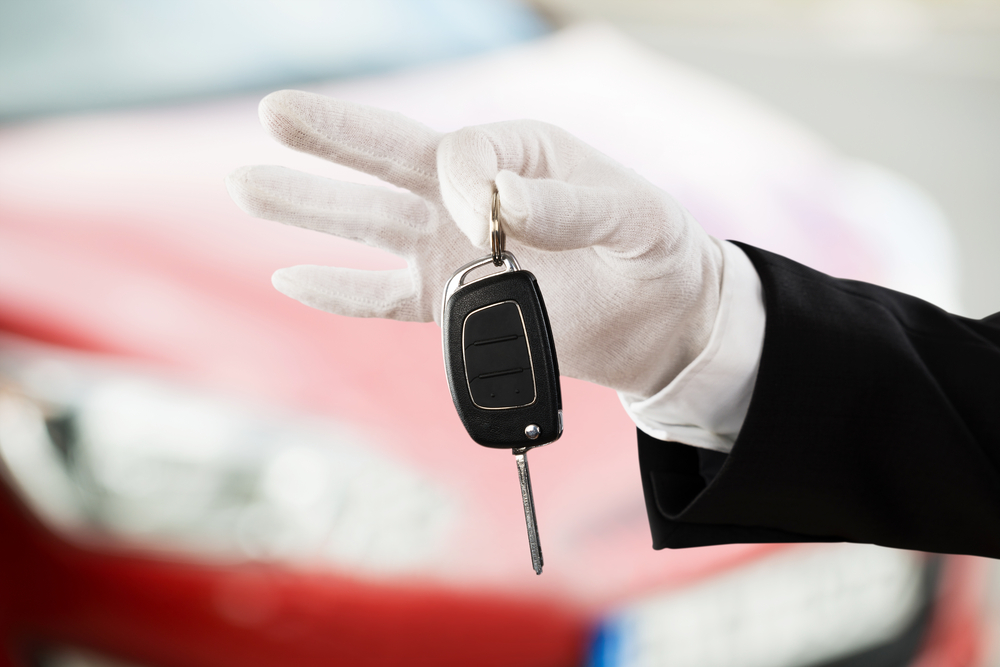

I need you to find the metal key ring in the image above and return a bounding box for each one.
[490,185,506,266]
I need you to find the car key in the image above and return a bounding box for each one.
[441,188,562,574]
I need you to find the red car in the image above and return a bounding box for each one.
[0,22,984,667]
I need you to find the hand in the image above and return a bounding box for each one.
[226,90,723,399]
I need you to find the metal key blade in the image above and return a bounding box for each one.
[513,447,543,575]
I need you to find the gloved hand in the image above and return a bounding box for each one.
[227,90,723,399]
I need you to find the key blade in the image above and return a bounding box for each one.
[513,448,543,575]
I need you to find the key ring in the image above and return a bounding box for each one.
[490,185,506,266]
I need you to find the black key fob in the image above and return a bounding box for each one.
[442,252,562,449]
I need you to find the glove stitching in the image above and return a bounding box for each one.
[298,204,425,233]
[272,107,439,189]
[248,181,426,233]
[316,135,438,184]
[309,283,406,310]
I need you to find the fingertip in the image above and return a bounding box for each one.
[258,89,332,151]
[258,89,305,130]
[225,165,281,216]
[270,266,301,298]
[270,265,332,312]
[225,165,257,215]
[224,164,251,194]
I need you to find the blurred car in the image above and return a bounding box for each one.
[0,9,985,667]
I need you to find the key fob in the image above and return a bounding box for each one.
[442,253,562,449]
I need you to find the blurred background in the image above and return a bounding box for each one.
[0,1,998,666]
[533,0,1000,319]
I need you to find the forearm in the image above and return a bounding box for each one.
[637,243,1000,558]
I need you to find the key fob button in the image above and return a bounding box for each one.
[469,367,534,408]
[463,302,535,409]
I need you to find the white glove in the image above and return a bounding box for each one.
[226,90,724,399]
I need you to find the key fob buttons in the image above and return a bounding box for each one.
[462,300,536,410]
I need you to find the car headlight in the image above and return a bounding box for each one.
[590,542,928,667]
[0,335,457,575]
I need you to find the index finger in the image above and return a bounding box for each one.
[260,90,442,198]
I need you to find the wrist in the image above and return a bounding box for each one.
[619,240,765,452]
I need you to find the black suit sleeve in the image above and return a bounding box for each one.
[638,243,1000,558]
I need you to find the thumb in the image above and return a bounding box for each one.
[437,120,672,255]
[493,169,657,253]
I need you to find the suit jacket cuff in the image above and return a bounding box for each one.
[639,242,1000,558]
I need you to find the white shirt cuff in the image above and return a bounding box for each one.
[618,240,765,454]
